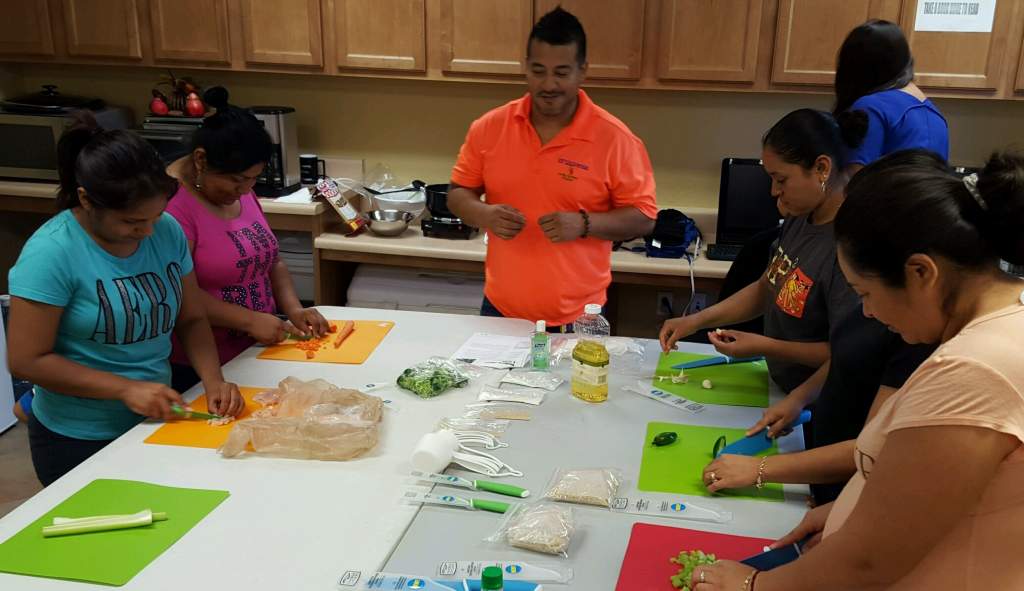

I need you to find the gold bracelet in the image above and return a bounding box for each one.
[742,569,759,590]
[755,457,768,490]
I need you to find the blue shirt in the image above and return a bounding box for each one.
[8,210,193,440]
[848,89,949,165]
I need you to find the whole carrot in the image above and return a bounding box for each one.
[333,321,355,349]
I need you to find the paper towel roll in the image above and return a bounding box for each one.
[411,430,459,473]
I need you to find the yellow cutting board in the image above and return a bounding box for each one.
[144,387,264,449]
[257,320,394,364]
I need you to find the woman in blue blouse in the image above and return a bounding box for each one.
[834,20,949,172]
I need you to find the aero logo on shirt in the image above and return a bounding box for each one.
[90,262,185,345]
[221,221,277,312]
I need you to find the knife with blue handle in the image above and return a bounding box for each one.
[712,409,812,458]
[671,355,765,370]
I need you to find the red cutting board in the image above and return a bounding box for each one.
[615,523,773,591]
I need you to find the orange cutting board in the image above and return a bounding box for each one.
[144,387,264,449]
[256,320,394,364]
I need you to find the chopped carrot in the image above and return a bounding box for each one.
[328,324,338,333]
[305,350,316,359]
[333,321,355,349]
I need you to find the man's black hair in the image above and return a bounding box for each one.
[528,6,587,66]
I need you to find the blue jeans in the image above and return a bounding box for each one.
[480,296,587,333]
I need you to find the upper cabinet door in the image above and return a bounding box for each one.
[1017,37,1024,93]
[333,0,426,72]
[656,0,762,82]
[439,0,533,76]
[772,0,902,85]
[0,4,55,56]
[61,0,143,60]
[150,0,231,65]
[900,0,1016,91]
[240,0,324,67]
[534,0,645,80]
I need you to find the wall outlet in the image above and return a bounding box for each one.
[691,293,708,313]
[656,292,675,317]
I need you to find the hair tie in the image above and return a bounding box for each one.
[962,173,987,211]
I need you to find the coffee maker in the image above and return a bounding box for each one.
[251,106,300,197]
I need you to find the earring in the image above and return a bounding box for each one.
[194,172,203,192]
[820,179,827,193]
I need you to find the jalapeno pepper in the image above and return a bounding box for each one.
[652,431,678,447]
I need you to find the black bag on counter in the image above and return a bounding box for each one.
[642,209,701,260]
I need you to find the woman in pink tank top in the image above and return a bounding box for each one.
[692,150,1024,591]
[165,87,328,392]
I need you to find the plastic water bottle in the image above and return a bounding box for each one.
[531,320,550,371]
[571,303,610,403]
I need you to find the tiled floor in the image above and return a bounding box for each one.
[0,422,42,518]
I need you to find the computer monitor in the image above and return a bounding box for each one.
[715,158,782,246]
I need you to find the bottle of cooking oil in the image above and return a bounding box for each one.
[571,304,610,402]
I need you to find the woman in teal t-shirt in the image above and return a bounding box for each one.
[7,115,243,485]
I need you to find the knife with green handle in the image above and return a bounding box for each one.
[402,491,511,514]
[411,470,530,498]
[170,404,223,421]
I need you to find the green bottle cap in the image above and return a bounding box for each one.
[481,565,503,590]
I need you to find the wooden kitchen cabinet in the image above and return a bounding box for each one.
[1018,40,1024,93]
[0,4,55,57]
[656,0,762,83]
[771,0,902,86]
[900,0,1017,91]
[239,0,324,67]
[149,0,232,65]
[534,0,645,80]
[331,0,426,72]
[61,0,143,60]
[439,0,533,76]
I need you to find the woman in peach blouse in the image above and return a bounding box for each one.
[693,149,1024,590]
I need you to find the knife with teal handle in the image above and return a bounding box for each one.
[712,410,812,458]
[170,404,223,421]
[671,355,765,370]
[411,470,530,498]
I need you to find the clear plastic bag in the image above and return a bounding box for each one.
[219,377,382,461]
[543,468,624,508]
[500,370,564,391]
[397,358,471,398]
[463,403,532,421]
[478,384,545,406]
[486,503,575,557]
[437,416,511,435]
[551,336,647,376]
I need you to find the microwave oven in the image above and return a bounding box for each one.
[0,107,133,181]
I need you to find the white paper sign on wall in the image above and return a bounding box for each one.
[914,0,997,32]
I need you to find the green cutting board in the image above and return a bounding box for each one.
[0,479,229,586]
[654,352,769,408]
[638,422,784,502]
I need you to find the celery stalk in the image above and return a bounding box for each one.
[42,510,167,537]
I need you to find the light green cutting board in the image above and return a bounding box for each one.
[0,479,229,586]
[638,422,784,502]
[654,352,770,408]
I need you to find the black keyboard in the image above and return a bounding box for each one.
[707,243,743,261]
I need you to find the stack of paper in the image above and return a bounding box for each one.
[452,333,531,369]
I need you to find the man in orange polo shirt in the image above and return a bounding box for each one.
[448,7,658,329]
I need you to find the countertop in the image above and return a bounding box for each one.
[0,307,806,590]
[316,226,732,279]
[0,180,324,216]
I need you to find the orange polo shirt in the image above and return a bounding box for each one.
[451,90,658,326]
